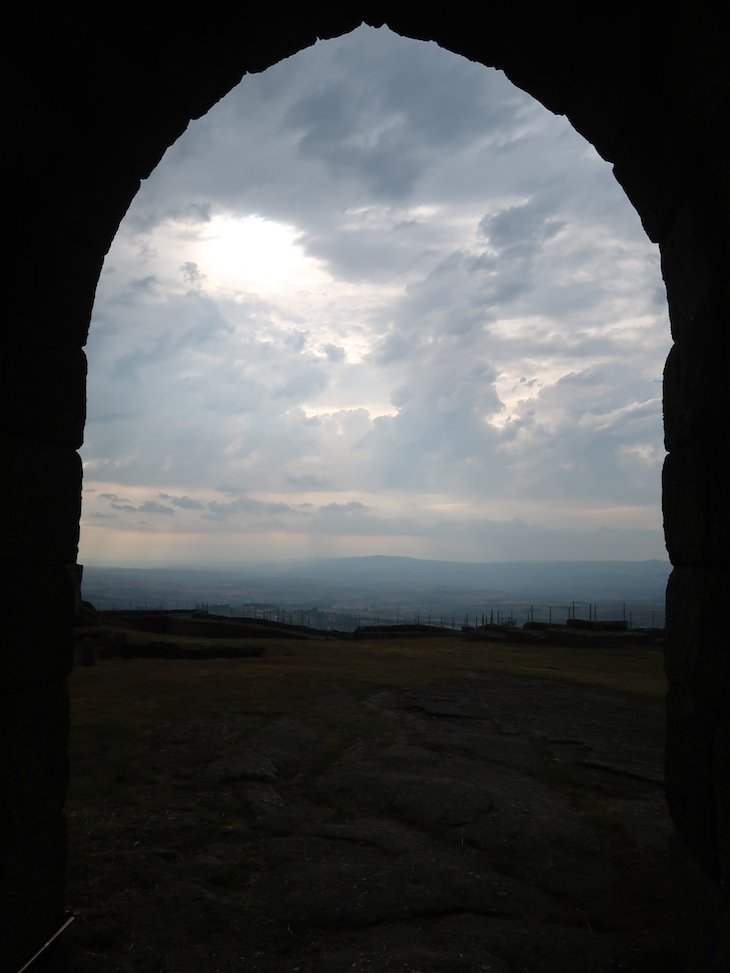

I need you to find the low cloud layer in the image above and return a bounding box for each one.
[79,26,670,566]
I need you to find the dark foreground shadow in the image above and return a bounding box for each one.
[41,669,676,972]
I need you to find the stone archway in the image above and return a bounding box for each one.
[2,7,727,970]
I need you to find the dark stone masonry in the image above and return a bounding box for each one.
[2,5,728,970]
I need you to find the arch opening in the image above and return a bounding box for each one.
[69,25,674,972]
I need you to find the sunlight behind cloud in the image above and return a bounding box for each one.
[195,213,323,296]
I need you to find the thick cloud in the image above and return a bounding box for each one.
[79,25,670,566]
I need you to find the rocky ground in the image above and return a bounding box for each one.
[43,665,674,972]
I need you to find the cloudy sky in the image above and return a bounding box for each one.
[79,25,671,568]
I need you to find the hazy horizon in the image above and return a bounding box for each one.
[80,553,670,571]
[80,557,671,631]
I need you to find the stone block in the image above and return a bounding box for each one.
[659,186,725,344]
[493,34,577,118]
[564,14,646,164]
[566,73,627,165]
[662,446,728,567]
[663,330,730,452]
[670,830,729,973]
[0,814,67,973]
[665,684,720,878]
[0,564,75,693]
[715,721,730,886]
[0,434,81,566]
[612,100,696,244]
[0,322,87,448]
[0,680,69,840]
[662,5,730,145]
[706,124,730,223]
[4,216,107,347]
[665,567,730,713]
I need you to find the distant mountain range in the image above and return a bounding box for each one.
[263,556,671,600]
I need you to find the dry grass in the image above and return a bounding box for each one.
[71,632,666,726]
[65,634,669,959]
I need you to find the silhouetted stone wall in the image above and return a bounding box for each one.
[2,6,728,970]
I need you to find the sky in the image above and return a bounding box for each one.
[78,25,671,568]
